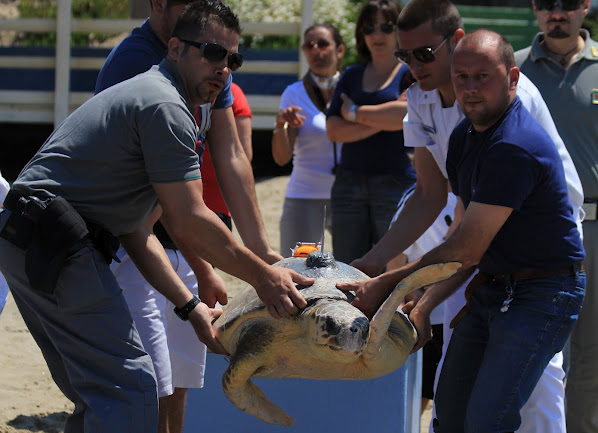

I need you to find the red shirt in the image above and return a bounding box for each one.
[195,83,252,216]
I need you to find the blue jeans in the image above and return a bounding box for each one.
[434,271,585,433]
[331,170,415,264]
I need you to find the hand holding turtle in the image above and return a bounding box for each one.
[350,255,386,277]
[336,276,391,319]
[406,305,433,353]
[256,248,284,265]
[196,266,228,308]
[188,303,229,355]
[253,266,313,319]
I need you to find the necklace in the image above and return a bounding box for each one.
[541,39,581,66]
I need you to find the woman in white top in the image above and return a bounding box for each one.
[272,24,345,256]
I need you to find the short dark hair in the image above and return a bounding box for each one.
[457,29,515,71]
[397,0,462,39]
[171,0,240,44]
[355,0,400,62]
[148,0,194,10]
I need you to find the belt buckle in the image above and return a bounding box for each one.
[582,201,597,221]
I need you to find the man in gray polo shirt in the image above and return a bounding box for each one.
[515,1,598,431]
[0,2,313,432]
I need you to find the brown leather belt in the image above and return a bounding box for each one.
[449,261,584,329]
[486,261,584,283]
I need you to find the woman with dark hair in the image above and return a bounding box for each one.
[272,23,345,255]
[326,0,416,264]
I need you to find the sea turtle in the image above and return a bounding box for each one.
[213,252,460,426]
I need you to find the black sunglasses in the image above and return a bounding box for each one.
[302,39,331,50]
[395,38,448,65]
[363,22,395,35]
[178,39,244,72]
[535,0,584,11]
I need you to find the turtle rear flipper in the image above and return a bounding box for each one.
[223,359,295,426]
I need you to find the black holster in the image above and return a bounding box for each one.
[1,191,120,294]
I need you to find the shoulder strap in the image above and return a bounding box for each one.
[302,72,339,174]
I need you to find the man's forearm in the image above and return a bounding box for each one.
[119,230,194,308]
[361,187,447,266]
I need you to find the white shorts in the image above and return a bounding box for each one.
[111,246,207,397]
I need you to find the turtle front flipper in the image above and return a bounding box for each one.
[223,360,295,426]
[221,322,295,426]
[363,262,461,364]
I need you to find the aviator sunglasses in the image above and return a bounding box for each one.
[178,39,244,71]
[395,38,448,65]
[302,39,331,50]
[363,22,395,35]
[535,0,584,11]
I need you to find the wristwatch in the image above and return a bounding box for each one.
[174,295,201,321]
[347,105,358,123]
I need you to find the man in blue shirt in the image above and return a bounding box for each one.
[339,30,585,432]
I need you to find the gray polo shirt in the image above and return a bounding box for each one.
[515,30,598,199]
[13,59,201,236]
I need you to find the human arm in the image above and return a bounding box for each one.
[207,106,282,263]
[339,200,512,318]
[154,178,314,320]
[406,267,476,352]
[119,207,228,354]
[325,67,381,142]
[339,92,407,131]
[271,106,304,166]
[230,83,253,162]
[235,115,253,162]
[352,147,450,276]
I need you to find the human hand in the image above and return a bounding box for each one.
[336,276,390,319]
[257,248,284,265]
[254,266,313,319]
[400,288,424,315]
[276,106,306,129]
[196,268,228,308]
[340,93,355,121]
[188,303,229,355]
[350,255,386,277]
[408,307,432,353]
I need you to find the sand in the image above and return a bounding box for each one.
[0,175,432,433]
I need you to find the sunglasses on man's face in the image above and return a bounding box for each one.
[363,22,395,35]
[535,0,584,11]
[302,39,332,50]
[178,39,244,71]
[394,38,448,65]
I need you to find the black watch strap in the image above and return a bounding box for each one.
[174,295,201,321]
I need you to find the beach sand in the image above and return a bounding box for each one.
[0,174,432,433]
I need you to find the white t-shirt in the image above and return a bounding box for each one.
[280,81,341,199]
[403,73,584,211]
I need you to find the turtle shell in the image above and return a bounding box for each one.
[214,253,368,334]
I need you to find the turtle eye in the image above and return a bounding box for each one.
[325,317,342,336]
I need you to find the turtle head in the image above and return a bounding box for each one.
[307,299,370,363]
